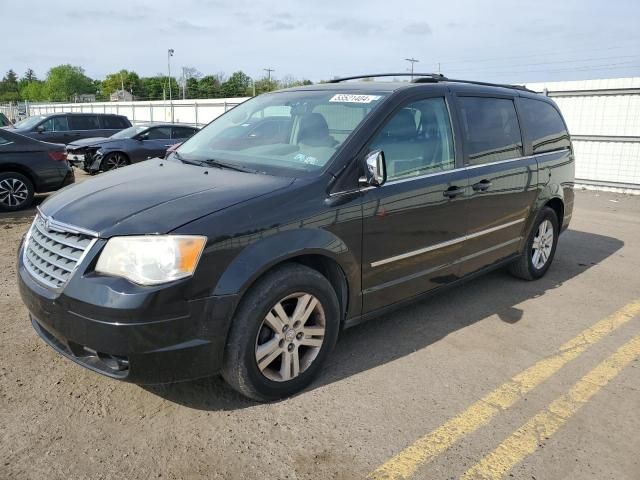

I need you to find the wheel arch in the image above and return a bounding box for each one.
[0,164,37,190]
[211,229,360,325]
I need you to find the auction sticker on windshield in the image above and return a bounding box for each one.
[329,94,381,103]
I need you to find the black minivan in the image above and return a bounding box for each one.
[18,74,574,401]
[10,113,131,144]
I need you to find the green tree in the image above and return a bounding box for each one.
[197,75,222,98]
[221,71,251,98]
[20,80,45,101]
[101,69,142,98]
[0,69,20,101]
[24,69,37,82]
[43,65,95,101]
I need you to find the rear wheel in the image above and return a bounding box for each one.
[101,152,129,171]
[222,264,340,401]
[0,172,34,211]
[508,206,559,280]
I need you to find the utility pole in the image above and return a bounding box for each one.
[404,58,419,80]
[263,68,275,90]
[167,48,175,121]
[182,66,187,100]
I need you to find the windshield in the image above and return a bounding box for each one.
[111,125,149,139]
[176,90,388,175]
[14,115,45,130]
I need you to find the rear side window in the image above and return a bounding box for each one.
[41,116,69,132]
[519,98,570,154]
[103,116,130,129]
[172,127,197,139]
[459,97,523,165]
[68,115,100,130]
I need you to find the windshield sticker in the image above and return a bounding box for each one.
[329,94,381,104]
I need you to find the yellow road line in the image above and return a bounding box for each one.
[368,300,640,480]
[461,333,640,480]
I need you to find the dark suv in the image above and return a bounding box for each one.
[10,113,131,144]
[18,74,574,401]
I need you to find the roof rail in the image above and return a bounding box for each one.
[328,73,447,83]
[438,77,535,93]
[328,72,536,93]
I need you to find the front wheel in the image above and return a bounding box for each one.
[101,152,129,171]
[508,206,559,280]
[222,264,340,401]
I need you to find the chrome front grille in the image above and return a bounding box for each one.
[23,214,96,289]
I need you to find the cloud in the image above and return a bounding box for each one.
[264,19,297,31]
[171,19,215,33]
[66,9,144,22]
[325,18,381,36]
[403,22,432,35]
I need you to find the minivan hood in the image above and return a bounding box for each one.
[40,158,294,237]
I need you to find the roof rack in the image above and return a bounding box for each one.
[433,77,535,93]
[329,72,535,93]
[328,73,446,83]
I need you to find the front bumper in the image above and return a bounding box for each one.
[18,241,238,384]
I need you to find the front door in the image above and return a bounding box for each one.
[361,95,468,313]
[135,126,173,161]
[454,95,538,275]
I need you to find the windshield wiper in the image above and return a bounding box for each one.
[201,158,259,174]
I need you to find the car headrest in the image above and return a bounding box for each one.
[381,109,416,139]
[298,113,331,146]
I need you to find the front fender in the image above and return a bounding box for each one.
[212,228,361,317]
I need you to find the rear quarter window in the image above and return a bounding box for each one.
[459,96,523,165]
[519,98,570,154]
[102,116,130,129]
[68,115,100,130]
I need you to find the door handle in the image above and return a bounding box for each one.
[443,186,465,198]
[472,179,492,192]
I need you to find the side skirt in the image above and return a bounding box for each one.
[343,254,520,329]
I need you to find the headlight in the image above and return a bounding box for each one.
[95,235,207,285]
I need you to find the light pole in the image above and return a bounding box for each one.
[167,48,175,121]
[405,57,419,81]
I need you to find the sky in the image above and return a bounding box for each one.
[3,0,640,84]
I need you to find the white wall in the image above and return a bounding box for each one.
[525,77,640,188]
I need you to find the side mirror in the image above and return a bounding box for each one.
[359,150,386,187]
[36,125,45,133]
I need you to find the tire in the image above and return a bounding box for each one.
[508,206,559,280]
[222,263,340,402]
[101,152,129,171]
[0,172,35,212]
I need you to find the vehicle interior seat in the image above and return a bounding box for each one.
[297,113,338,148]
[372,108,424,178]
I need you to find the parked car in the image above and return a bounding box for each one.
[18,74,574,401]
[66,123,199,173]
[9,113,131,144]
[0,112,12,127]
[0,129,74,211]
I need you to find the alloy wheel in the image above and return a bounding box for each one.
[0,177,29,208]
[255,292,326,382]
[104,154,127,170]
[532,219,554,269]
